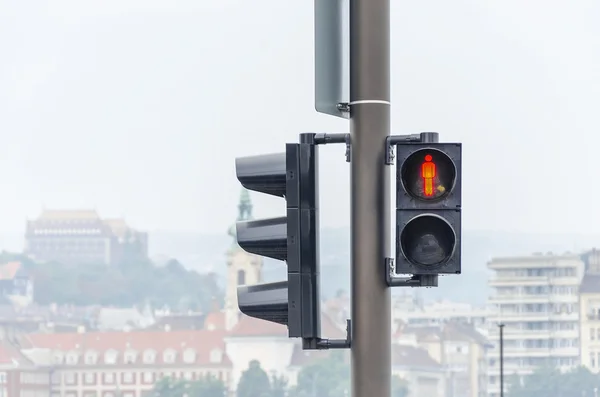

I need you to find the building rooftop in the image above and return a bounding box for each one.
[488,251,585,264]
[227,312,346,338]
[0,262,23,281]
[36,210,101,221]
[397,321,489,346]
[391,344,442,369]
[580,273,600,294]
[21,329,231,367]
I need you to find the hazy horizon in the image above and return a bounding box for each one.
[2,0,599,237]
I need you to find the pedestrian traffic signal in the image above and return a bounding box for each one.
[234,138,321,339]
[395,143,462,275]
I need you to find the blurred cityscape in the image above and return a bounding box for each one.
[0,189,596,397]
[0,187,600,397]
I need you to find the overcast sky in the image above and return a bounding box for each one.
[0,0,599,236]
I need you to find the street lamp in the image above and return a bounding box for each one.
[498,323,505,397]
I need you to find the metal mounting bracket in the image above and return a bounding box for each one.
[384,134,422,165]
[385,132,440,165]
[385,258,438,288]
[337,103,350,113]
[302,319,352,350]
[313,133,351,163]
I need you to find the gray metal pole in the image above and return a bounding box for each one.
[349,0,391,395]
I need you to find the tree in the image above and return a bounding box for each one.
[269,373,288,397]
[392,375,409,397]
[152,375,226,397]
[152,377,188,397]
[237,360,272,397]
[507,365,600,397]
[190,374,227,397]
[6,250,224,311]
[291,351,350,397]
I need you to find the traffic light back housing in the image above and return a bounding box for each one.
[234,141,321,339]
[395,142,462,275]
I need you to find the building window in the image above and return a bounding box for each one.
[143,350,156,364]
[590,353,596,368]
[163,350,176,364]
[66,353,79,365]
[64,373,77,385]
[592,328,596,341]
[103,373,114,384]
[84,373,95,385]
[53,353,63,364]
[85,352,97,365]
[51,372,61,385]
[237,270,246,285]
[104,350,118,364]
[124,351,136,364]
[122,372,134,384]
[143,372,154,384]
[210,349,223,364]
[183,349,196,364]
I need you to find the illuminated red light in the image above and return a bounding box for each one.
[421,154,436,197]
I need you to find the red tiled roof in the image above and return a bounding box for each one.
[204,312,226,331]
[227,312,346,338]
[0,341,34,367]
[392,345,441,369]
[228,315,287,337]
[0,262,22,281]
[21,329,231,366]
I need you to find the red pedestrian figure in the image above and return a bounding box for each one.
[421,154,436,197]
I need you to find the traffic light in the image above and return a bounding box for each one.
[395,142,462,275]
[234,137,321,339]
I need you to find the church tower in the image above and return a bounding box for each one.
[224,189,264,331]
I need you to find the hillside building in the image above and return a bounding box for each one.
[24,210,148,266]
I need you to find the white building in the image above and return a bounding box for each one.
[392,293,491,329]
[486,251,585,397]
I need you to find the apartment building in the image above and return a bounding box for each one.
[24,210,148,266]
[395,322,490,397]
[486,252,585,397]
[392,294,491,329]
[579,249,600,372]
[579,273,600,372]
